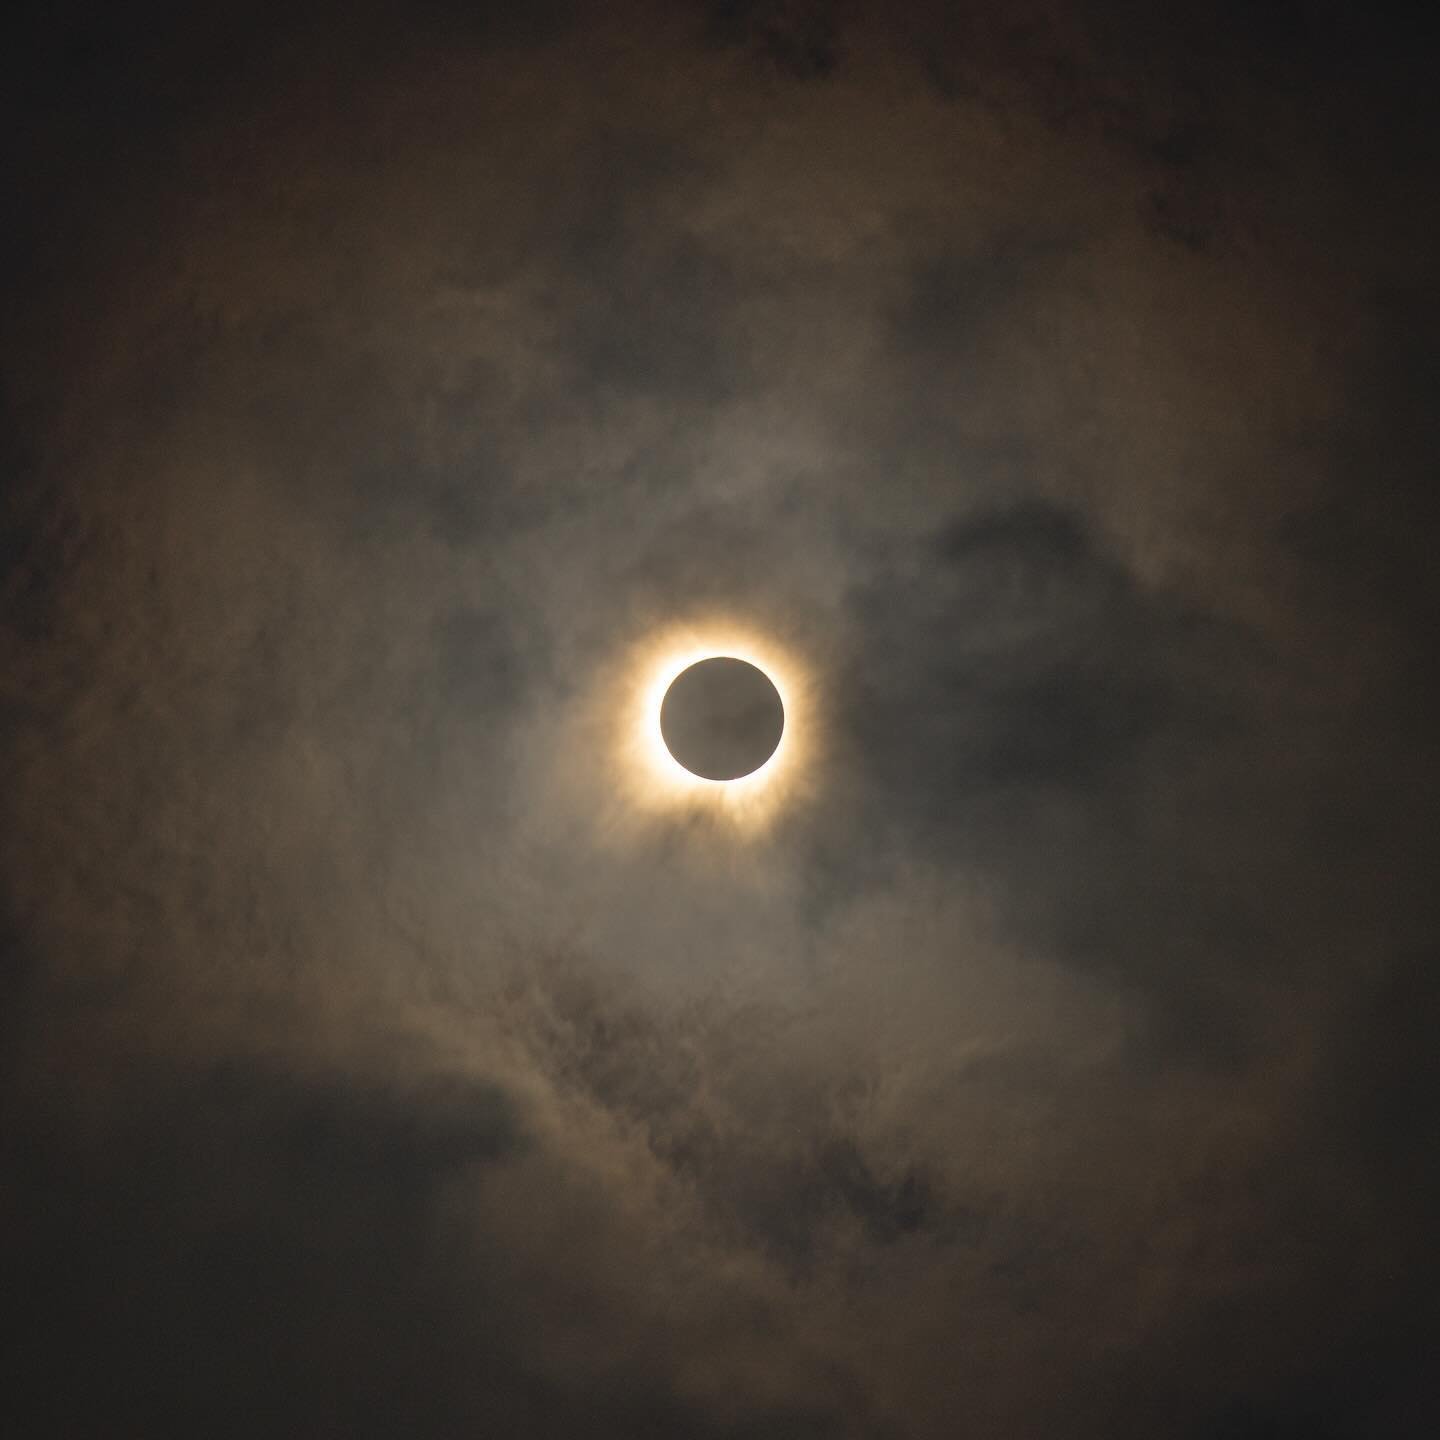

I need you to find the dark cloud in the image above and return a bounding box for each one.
[0,1046,852,1436]
[0,897,37,1096]
[826,500,1293,1064]
[846,501,1185,804]
[2,1055,518,1433]
[0,399,80,647]
[706,0,844,80]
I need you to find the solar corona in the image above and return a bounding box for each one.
[621,624,809,828]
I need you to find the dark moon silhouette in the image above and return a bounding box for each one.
[660,657,785,781]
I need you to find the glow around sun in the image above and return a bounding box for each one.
[620,620,814,829]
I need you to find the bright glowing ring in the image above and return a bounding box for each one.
[619,620,813,829]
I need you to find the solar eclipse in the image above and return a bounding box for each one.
[8,3,1430,1432]
[614,623,811,830]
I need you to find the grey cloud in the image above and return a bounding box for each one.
[3,2,1437,1436]
[507,957,939,1269]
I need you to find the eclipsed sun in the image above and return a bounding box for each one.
[620,623,812,829]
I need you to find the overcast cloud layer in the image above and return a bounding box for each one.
[3,3,1438,1436]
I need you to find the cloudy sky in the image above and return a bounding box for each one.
[3,2,1437,1435]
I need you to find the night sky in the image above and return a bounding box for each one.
[3,3,1438,1436]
